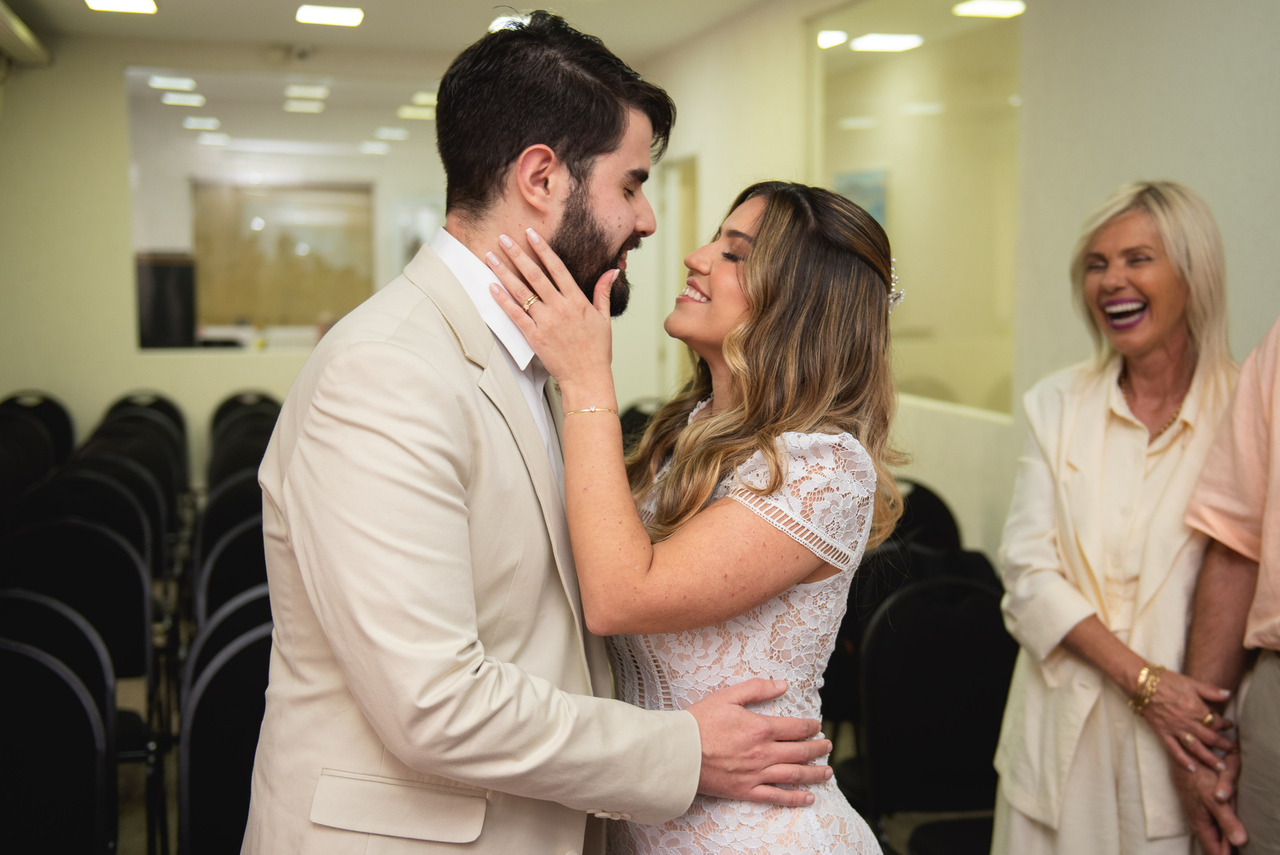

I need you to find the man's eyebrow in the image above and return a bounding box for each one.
[628,167,650,184]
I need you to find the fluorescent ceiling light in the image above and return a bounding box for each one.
[284,84,330,99]
[837,116,878,130]
[182,116,221,130]
[397,105,435,121]
[360,141,390,155]
[850,33,924,52]
[375,127,409,141]
[489,14,529,32]
[817,30,848,49]
[250,217,266,231]
[901,102,945,116]
[162,92,205,107]
[296,5,364,27]
[411,91,437,106]
[85,0,157,13]
[952,0,1025,18]
[149,75,197,91]
[284,99,326,113]
[197,132,230,146]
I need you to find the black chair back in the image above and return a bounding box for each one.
[195,515,266,627]
[179,623,273,855]
[0,639,113,853]
[0,407,57,514]
[1,391,74,463]
[896,479,962,551]
[193,468,262,573]
[184,583,271,707]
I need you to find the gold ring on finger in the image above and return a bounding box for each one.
[1202,712,1216,727]
[1182,733,1197,746]
[521,293,541,312]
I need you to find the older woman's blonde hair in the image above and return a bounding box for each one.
[626,181,904,549]
[1069,180,1231,374]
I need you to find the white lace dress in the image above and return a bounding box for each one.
[607,416,883,855]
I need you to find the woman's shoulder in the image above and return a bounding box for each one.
[1023,358,1114,412]
[736,430,873,489]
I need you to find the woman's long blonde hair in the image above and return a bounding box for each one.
[627,181,904,548]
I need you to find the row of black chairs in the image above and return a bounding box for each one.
[820,481,1017,855]
[1,388,280,854]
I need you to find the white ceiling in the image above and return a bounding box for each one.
[6,0,775,64]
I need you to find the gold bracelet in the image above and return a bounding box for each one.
[564,406,618,416]
[1128,663,1165,715]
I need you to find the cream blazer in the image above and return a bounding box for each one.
[241,246,701,855]
[993,357,1234,838]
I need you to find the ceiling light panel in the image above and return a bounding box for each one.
[817,30,848,49]
[360,141,390,155]
[296,5,364,27]
[85,0,157,13]
[183,117,221,130]
[284,100,326,113]
[375,127,409,141]
[284,84,330,100]
[197,132,230,146]
[411,91,437,106]
[397,105,435,121]
[952,0,1025,18]
[850,33,924,52]
[149,75,197,91]
[162,92,206,107]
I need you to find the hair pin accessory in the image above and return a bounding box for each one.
[888,257,904,313]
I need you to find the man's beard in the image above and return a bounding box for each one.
[549,182,641,318]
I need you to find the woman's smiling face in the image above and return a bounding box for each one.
[663,195,765,364]
[1082,210,1190,362]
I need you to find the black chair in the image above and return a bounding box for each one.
[183,583,271,707]
[0,639,113,854]
[0,518,169,855]
[0,588,127,843]
[896,479,962,551]
[70,451,171,580]
[210,391,280,440]
[179,623,273,855]
[1,390,74,464]
[7,466,154,576]
[192,468,262,575]
[207,402,277,491]
[0,406,57,514]
[194,514,266,628]
[837,576,1017,855]
[84,406,188,532]
[108,390,187,459]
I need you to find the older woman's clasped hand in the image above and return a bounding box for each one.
[1139,667,1235,771]
[487,228,617,391]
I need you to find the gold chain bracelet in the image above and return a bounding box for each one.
[564,406,618,416]
[1128,663,1165,715]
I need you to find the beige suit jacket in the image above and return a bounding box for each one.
[993,357,1234,837]
[241,245,701,855]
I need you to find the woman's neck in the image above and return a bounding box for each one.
[1122,339,1196,403]
[706,363,735,417]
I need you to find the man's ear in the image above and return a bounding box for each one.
[512,143,572,215]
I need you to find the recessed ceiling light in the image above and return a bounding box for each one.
[148,75,197,92]
[375,127,409,141]
[817,30,848,49]
[411,91,437,107]
[397,105,435,121]
[85,0,156,13]
[162,92,206,107]
[838,116,878,130]
[250,217,266,231]
[284,84,330,100]
[952,0,1025,18]
[284,99,326,113]
[182,117,221,131]
[197,132,230,146]
[489,14,529,32]
[360,141,390,155]
[296,5,364,27]
[850,33,924,52]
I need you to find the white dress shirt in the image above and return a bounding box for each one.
[430,228,564,488]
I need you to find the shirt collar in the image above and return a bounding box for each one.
[431,227,536,370]
[1105,355,1209,434]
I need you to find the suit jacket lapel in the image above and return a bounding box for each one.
[1062,373,1110,620]
[402,247,591,659]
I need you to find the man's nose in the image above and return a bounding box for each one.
[636,195,656,237]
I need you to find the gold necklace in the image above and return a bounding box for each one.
[1119,370,1183,439]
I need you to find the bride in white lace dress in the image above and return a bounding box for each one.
[492,181,902,854]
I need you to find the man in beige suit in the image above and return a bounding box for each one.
[241,12,830,854]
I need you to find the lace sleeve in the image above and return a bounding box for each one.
[726,432,876,572]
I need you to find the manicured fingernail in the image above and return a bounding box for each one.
[610,269,621,283]
[803,793,815,805]
[485,252,501,267]
[526,228,542,244]
[499,233,514,248]
[1217,761,1227,771]
[1216,789,1229,800]
[824,767,833,780]
[1187,763,1197,772]
[489,283,501,294]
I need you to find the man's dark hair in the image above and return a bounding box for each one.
[436,10,676,219]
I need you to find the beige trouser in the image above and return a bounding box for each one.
[991,684,1192,855]
[1239,650,1280,855]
